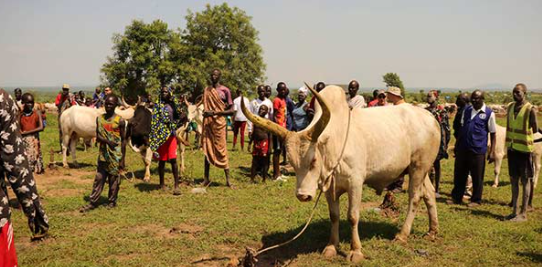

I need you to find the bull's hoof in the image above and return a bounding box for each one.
[394,234,408,243]
[491,183,498,188]
[63,164,69,169]
[322,245,337,258]
[423,230,438,241]
[143,177,151,183]
[346,250,364,263]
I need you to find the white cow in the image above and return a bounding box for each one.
[243,85,441,263]
[60,106,134,167]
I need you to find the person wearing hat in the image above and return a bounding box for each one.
[369,89,389,107]
[386,86,405,105]
[425,90,450,198]
[292,86,310,131]
[54,84,76,151]
[347,80,366,108]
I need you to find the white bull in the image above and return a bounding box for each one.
[492,124,542,188]
[60,106,134,167]
[242,85,441,263]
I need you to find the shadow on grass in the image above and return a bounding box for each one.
[67,162,94,169]
[485,180,510,187]
[516,251,542,263]
[134,183,162,192]
[83,195,109,206]
[256,219,398,264]
[452,207,505,220]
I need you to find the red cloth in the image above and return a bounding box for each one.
[368,99,378,107]
[0,222,18,267]
[273,97,287,127]
[252,139,269,157]
[54,93,75,107]
[20,112,40,132]
[155,135,177,161]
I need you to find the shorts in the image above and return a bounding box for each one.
[272,135,284,153]
[252,139,269,157]
[508,149,534,178]
[156,135,177,161]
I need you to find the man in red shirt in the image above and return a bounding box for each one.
[272,82,288,180]
[54,84,76,151]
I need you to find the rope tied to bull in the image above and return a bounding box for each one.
[240,108,352,267]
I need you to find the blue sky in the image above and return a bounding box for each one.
[1,0,541,89]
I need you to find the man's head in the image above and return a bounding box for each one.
[348,80,359,97]
[386,87,403,104]
[471,90,485,110]
[264,85,272,98]
[426,90,438,105]
[14,88,22,101]
[211,69,221,85]
[160,86,171,102]
[95,87,101,94]
[513,83,527,103]
[104,95,119,114]
[21,93,34,112]
[277,82,287,98]
[79,91,85,98]
[258,104,269,117]
[455,92,470,108]
[104,87,112,95]
[257,85,266,99]
[377,89,387,105]
[316,82,326,92]
[62,84,70,96]
[372,89,379,100]
[298,87,309,103]
[236,89,243,98]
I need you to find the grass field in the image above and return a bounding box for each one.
[10,113,542,267]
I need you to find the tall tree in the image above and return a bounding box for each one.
[101,20,178,97]
[173,3,266,96]
[383,73,406,97]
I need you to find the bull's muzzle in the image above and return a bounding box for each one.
[296,193,313,202]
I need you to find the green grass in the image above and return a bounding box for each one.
[11,113,542,267]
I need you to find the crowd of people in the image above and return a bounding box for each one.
[0,73,537,264]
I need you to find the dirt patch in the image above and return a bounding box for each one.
[43,188,84,197]
[35,168,94,188]
[134,222,205,240]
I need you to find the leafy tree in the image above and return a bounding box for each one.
[382,73,406,97]
[173,3,266,96]
[101,20,178,97]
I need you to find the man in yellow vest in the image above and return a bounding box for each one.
[506,83,537,222]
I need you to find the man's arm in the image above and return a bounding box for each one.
[487,112,497,163]
[530,108,538,134]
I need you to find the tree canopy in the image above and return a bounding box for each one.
[101,3,266,98]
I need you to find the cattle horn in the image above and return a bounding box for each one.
[304,82,331,142]
[241,96,290,140]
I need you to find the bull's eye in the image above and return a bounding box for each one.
[310,158,317,169]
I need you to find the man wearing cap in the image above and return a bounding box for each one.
[449,90,496,207]
[379,87,407,209]
[346,80,366,108]
[386,86,405,105]
[369,89,389,107]
[55,84,76,151]
[505,83,537,221]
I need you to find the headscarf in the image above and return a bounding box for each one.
[298,86,309,97]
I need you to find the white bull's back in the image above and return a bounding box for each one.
[61,106,103,139]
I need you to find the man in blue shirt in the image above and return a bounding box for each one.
[449,90,496,207]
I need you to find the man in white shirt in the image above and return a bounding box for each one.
[247,85,273,132]
[449,90,496,207]
[346,80,366,108]
[232,89,251,151]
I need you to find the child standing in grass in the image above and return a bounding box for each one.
[80,95,126,212]
[250,105,270,183]
[19,93,45,174]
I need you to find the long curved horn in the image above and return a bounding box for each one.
[241,96,290,140]
[304,82,331,142]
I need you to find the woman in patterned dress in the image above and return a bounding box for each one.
[19,93,45,174]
